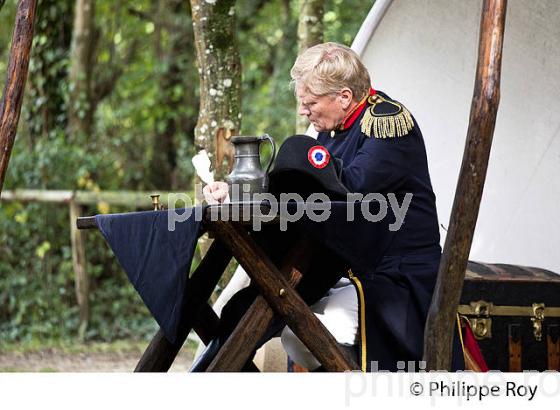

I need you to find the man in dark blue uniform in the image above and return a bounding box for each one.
[203,42,462,371]
[282,42,459,371]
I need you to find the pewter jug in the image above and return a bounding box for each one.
[226,134,275,201]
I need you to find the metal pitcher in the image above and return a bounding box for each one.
[226,134,275,201]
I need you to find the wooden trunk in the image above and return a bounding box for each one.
[459,261,560,371]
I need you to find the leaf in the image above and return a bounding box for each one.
[35,241,52,259]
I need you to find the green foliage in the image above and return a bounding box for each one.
[0,200,158,343]
[239,0,374,142]
[0,0,374,344]
[238,0,298,141]
[0,1,16,58]
[24,0,74,140]
[0,130,158,342]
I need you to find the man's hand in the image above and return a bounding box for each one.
[203,181,229,204]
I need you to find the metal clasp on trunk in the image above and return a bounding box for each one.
[532,303,545,342]
[470,300,493,340]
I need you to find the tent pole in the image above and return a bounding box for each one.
[0,0,38,193]
[423,0,508,370]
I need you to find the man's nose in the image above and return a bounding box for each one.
[298,105,310,116]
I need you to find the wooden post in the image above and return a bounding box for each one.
[423,0,507,370]
[69,198,89,340]
[0,0,38,193]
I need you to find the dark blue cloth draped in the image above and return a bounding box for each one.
[95,208,203,343]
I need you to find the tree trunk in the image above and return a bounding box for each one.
[68,0,95,140]
[423,0,507,370]
[0,0,38,194]
[190,0,241,182]
[297,0,324,62]
[296,0,324,134]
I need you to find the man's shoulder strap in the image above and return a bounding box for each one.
[360,93,414,139]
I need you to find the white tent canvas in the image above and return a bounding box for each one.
[353,0,560,273]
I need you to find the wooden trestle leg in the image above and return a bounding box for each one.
[206,239,312,372]
[209,220,359,372]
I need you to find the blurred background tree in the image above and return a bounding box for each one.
[0,0,374,345]
[296,0,324,133]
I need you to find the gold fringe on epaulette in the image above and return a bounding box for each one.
[360,103,414,139]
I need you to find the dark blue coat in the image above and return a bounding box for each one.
[317,91,462,371]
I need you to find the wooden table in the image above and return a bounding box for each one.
[77,203,359,372]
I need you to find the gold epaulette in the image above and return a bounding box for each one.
[360,94,414,138]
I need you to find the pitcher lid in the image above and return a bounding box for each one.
[231,135,262,144]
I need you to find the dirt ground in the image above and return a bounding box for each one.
[0,348,194,372]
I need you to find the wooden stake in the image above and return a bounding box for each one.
[423,0,507,370]
[0,0,38,193]
[69,199,89,340]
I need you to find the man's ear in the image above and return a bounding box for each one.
[338,88,354,110]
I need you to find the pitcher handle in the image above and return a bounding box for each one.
[261,134,276,175]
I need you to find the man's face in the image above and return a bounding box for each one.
[296,85,346,132]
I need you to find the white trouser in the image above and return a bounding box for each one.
[280,278,359,370]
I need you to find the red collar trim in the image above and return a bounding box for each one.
[338,88,376,131]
